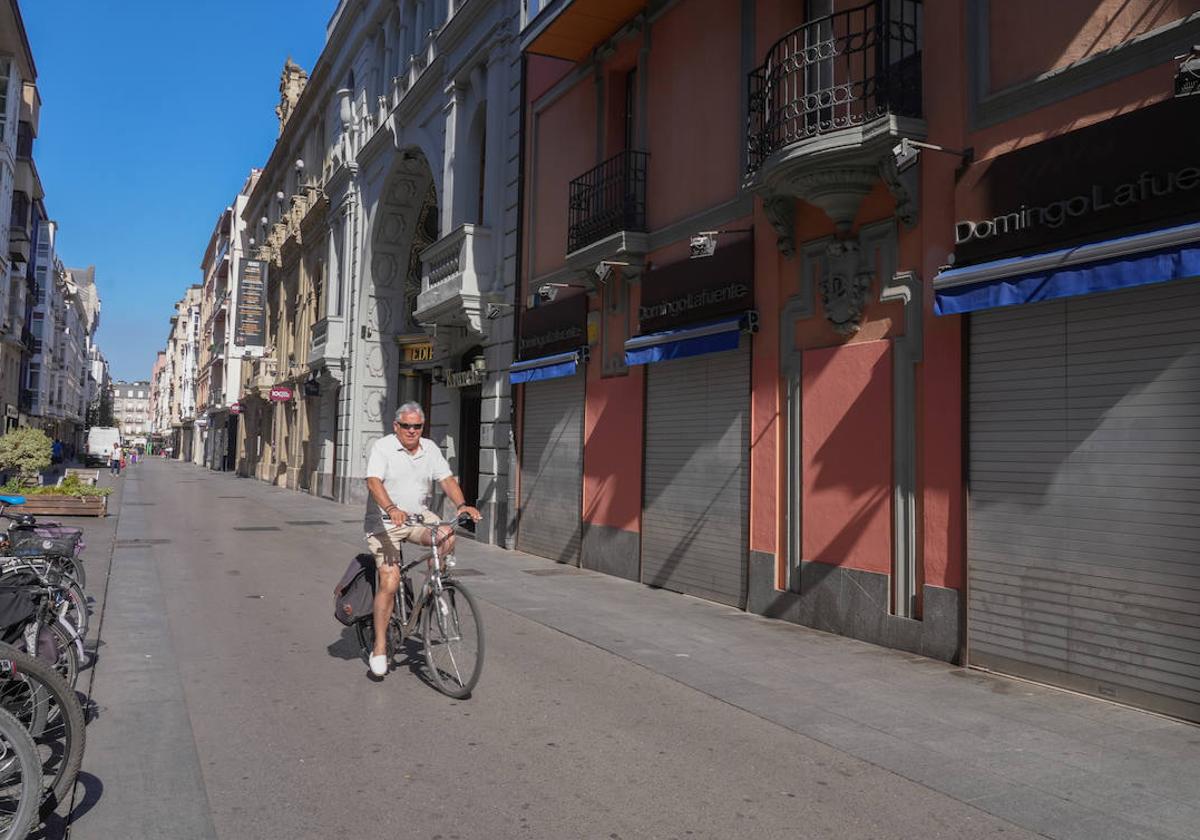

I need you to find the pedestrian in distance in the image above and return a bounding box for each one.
[363,402,482,678]
[110,442,122,477]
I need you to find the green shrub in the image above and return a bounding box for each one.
[0,473,112,497]
[0,428,52,487]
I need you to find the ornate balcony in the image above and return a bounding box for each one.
[745,0,925,242]
[414,224,493,333]
[308,316,344,370]
[567,150,648,256]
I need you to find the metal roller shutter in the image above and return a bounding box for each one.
[968,279,1200,721]
[642,345,749,607]
[518,374,584,564]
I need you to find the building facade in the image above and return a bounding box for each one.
[111,379,150,444]
[164,286,201,459]
[197,171,258,472]
[516,0,1200,723]
[237,0,524,545]
[0,0,35,432]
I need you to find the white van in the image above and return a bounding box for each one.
[86,427,122,466]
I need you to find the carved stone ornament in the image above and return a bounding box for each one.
[762,195,796,259]
[819,239,872,336]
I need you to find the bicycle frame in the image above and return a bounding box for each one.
[386,519,458,645]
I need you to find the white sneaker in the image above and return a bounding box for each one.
[368,654,388,677]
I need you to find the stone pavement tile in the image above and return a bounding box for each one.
[971,786,1175,840]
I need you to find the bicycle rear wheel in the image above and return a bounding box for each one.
[0,707,42,840]
[421,581,484,699]
[0,641,86,811]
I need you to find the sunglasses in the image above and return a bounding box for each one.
[394,422,423,430]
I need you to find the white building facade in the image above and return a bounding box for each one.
[0,2,36,431]
[244,0,523,545]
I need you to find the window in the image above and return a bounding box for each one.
[137,390,144,398]
[0,59,9,144]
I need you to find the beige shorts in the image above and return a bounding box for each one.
[367,510,438,569]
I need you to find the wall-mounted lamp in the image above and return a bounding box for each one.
[431,365,445,384]
[891,137,973,174]
[275,190,286,203]
[1177,45,1200,98]
[295,158,305,174]
[259,216,269,228]
[690,228,753,259]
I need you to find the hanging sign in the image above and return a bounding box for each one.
[269,386,293,402]
[233,259,268,353]
[444,369,486,388]
[230,402,243,415]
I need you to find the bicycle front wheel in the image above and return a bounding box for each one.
[0,707,41,840]
[421,581,484,699]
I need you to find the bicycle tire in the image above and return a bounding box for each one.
[0,642,86,811]
[0,707,39,840]
[421,581,484,699]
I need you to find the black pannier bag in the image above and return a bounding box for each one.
[6,534,80,558]
[334,555,376,626]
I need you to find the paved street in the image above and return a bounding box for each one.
[46,458,1200,840]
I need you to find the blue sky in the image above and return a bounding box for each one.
[22,1,333,380]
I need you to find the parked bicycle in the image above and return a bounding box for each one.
[353,512,485,698]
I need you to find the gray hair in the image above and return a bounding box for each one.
[394,402,425,423]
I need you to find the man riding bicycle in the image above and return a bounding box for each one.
[364,402,482,677]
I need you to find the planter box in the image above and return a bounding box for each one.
[17,495,108,518]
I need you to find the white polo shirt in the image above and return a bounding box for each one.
[363,435,452,534]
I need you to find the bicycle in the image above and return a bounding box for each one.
[356,513,485,698]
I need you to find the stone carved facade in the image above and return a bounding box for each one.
[275,58,309,136]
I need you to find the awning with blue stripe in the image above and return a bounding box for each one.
[934,222,1200,316]
[624,312,757,367]
[508,348,588,384]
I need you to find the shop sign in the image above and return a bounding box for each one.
[269,386,293,402]
[517,293,587,361]
[233,259,268,354]
[444,369,486,388]
[402,341,434,363]
[953,96,1200,267]
[230,402,243,415]
[303,379,320,397]
[638,238,754,334]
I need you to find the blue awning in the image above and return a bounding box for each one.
[624,313,754,367]
[934,222,1200,315]
[509,348,587,384]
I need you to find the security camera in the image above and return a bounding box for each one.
[892,137,920,173]
[536,284,558,303]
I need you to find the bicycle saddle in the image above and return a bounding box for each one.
[0,496,25,506]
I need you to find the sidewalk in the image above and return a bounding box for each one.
[140,463,1200,840]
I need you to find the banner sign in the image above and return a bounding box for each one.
[518,293,587,361]
[269,386,293,402]
[230,402,242,415]
[445,369,486,389]
[234,259,268,352]
[953,96,1200,267]
[638,238,754,334]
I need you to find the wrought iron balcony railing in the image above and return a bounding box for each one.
[567,150,648,254]
[746,0,922,173]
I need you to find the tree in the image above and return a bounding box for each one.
[86,389,114,428]
[0,427,53,486]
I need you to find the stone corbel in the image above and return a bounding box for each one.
[878,153,919,229]
[762,195,796,259]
